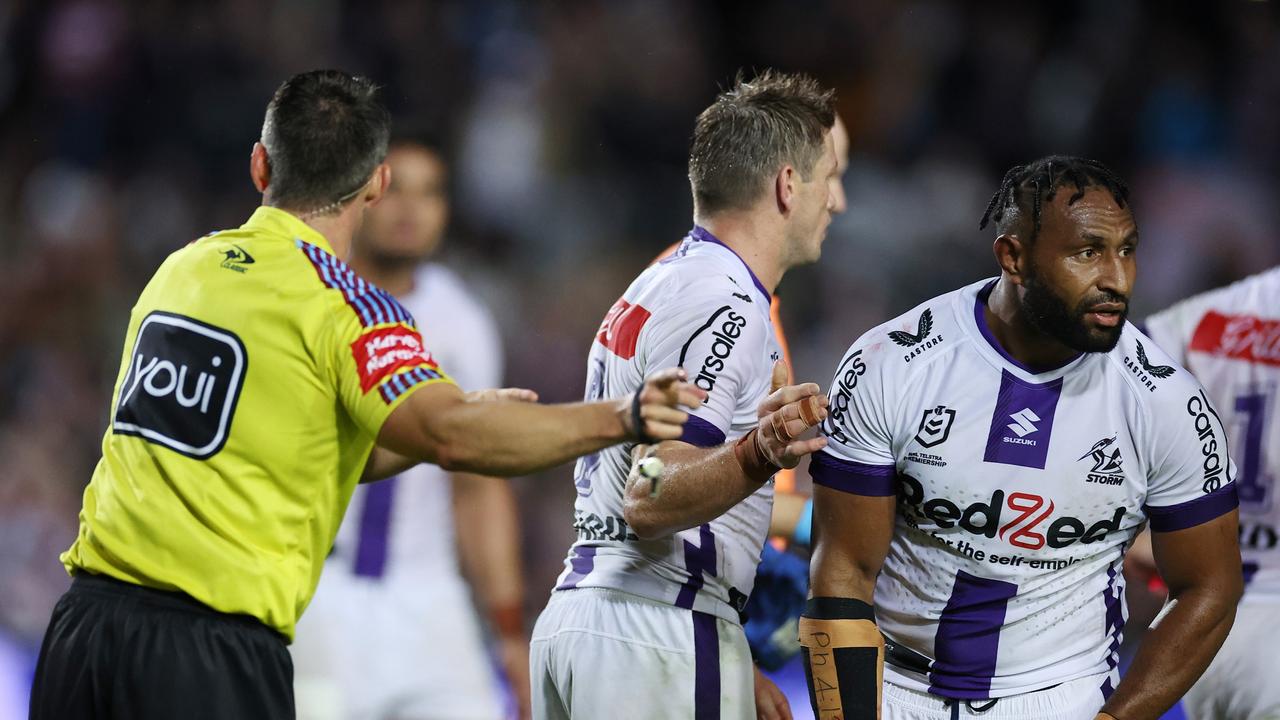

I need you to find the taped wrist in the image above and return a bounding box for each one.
[733,428,780,484]
[800,597,883,720]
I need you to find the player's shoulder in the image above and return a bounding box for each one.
[1149,265,1280,332]
[836,283,974,387]
[1178,265,1280,314]
[409,263,494,320]
[1103,323,1203,409]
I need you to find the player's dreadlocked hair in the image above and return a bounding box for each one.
[979,155,1130,243]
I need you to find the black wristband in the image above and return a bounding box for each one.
[631,387,655,443]
[804,596,876,621]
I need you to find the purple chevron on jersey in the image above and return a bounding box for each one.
[353,475,398,578]
[929,571,1018,699]
[983,371,1063,470]
[555,545,598,590]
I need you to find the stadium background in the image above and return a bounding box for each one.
[1,1,1278,717]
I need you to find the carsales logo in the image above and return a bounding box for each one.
[1189,310,1280,367]
[351,324,437,393]
[898,473,1126,550]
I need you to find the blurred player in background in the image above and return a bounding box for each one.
[1138,266,1280,719]
[531,70,840,720]
[292,140,530,720]
[29,69,703,720]
[804,156,1242,720]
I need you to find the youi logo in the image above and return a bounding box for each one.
[113,312,247,459]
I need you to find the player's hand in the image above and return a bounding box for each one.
[617,368,707,442]
[496,634,532,720]
[754,666,793,720]
[755,361,828,468]
[465,387,539,403]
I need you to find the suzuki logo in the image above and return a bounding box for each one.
[1007,408,1041,437]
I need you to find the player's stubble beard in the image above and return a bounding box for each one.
[1020,260,1127,354]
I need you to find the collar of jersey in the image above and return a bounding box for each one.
[959,278,1088,383]
[687,225,772,304]
[241,206,334,254]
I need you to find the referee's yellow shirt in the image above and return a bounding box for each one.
[62,206,452,640]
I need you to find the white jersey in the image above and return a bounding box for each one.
[553,227,781,624]
[294,263,506,720]
[1146,266,1280,603]
[815,278,1239,701]
[327,263,503,585]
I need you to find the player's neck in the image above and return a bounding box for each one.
[348,253,417,297]
[984,278,1081,372]
[693,214,785,294]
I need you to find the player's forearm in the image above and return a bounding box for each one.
[622,441,765,539]
[431,400,627,476]
[453,475,525,631]
[769,491,810,539]
[1101,585,1238,720]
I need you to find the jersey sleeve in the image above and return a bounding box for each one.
[810,333,898,496]
[1142,376,1239,533]
[642,290,768,448]
[320,290,455,439]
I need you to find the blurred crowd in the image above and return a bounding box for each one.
[2,0,1279,700]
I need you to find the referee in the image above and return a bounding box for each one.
[30,69,702,720]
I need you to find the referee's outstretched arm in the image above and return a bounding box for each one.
[372,367,705,478]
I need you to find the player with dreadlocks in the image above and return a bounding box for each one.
[803,154,1242,719]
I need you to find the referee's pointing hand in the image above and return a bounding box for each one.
[620,368,707,442]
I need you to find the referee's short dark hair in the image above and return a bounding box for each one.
[689,70,836,215]
[261,69,391,212]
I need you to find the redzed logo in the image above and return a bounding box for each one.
[596,298,651,359]
[899,474,1126,550]
[999,493,1056,549]
[351,324,437,393]
[1189,310,1280,367]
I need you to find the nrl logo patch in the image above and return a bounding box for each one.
[914,405,955,448]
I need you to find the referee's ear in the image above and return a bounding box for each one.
[250,142,272,195]
[365,162,391,209]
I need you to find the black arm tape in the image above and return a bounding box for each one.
[804,596,875,621]
[631,387,655,443]
[800,597,882,720]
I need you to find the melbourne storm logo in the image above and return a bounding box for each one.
[1079,436,1125,486]
[889,309,943,362]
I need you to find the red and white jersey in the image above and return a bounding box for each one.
[814,278,1239,700]
[553,227,782,624]
[1146,266,1280,603]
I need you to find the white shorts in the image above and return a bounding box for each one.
[1181,600,1280,719]
[291,572,503,720]
[883,673,1110,720]
[530,588,754,720]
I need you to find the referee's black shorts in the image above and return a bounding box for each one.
[30,572,294,720]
